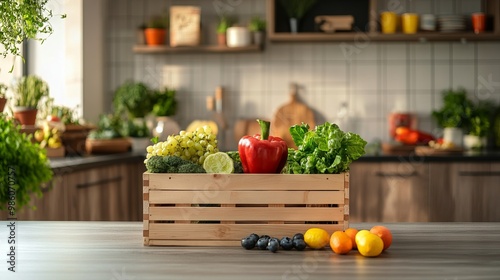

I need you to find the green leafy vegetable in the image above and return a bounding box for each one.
[0,114,53,210]
[285,122,367,174]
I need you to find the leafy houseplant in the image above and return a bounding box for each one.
[12,75,50,125]
[432,88,473,128]
[0,0,65,71]
[432,88,474,147]
[144,15,168,45]
[279,0,317,33]
[248,16,266,46]
[152,87,177,117]
[463,101,493,150]
[86,114,131,154]
[113,81,153,119]
[217,16,233,46]
[0,114,53,210]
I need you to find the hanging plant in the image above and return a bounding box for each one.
[0,0,66,71]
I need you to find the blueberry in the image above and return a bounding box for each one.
[256,237,270,250]
[293,238,307,251]
[267,238,280,253]
[293,233,304,240]
[248,233,259,243]
[241,237,256,250]
[280,237,294,250]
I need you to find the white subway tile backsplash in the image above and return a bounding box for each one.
[385,43,407,61]
[478,43,500,60]
[411,64,433,90]
[451,64,475,90]
[452,42,476,61]
[385,64,407,90]
[352,64,379,90]
[106,0,500,145]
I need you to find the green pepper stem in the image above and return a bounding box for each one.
[257,119,270,140]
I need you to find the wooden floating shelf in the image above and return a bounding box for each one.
[133,44,263,54]
[269,32,500,42]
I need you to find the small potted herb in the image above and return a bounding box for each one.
[279,0,317,33]
[463,101,494,150]
[144,15,168,45]
[217,16,233,46]
[122,118,151,152]
[12,75,50,126]
[248,16,266,46]
[432,88,473,148]
[0,83,7,112]
[86,114,131,154]
[151,87,180,141]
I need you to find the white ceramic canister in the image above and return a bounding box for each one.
[226,27,251,47]
[443,127,463,147]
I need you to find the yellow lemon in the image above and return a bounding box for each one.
[304,228,330,249]
[356,232,384,257]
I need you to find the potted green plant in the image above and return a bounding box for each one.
[248,16,266,46]
[12,75,50,126]
[432,88,473,148]
[463,101,493,150]
[86,114,131,154]
[144,15,168,46]
[279,0,317,33]
[151,87,180,141]
[0,114,53,211]
[112,81,154,119]
[0,83,7,112]
[121,118,151,152]
[217,16,233,46]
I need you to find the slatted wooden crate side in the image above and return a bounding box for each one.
[143,173,348,246]
[147,173,345,191]
[147,223,346,247]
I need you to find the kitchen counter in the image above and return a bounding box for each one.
[2,222,499,279]
[359,150,500,162]
[49,151,145,173]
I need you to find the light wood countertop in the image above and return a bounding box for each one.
[2,222,500,279]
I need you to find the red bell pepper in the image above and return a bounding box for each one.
[395,127,435,145]
[238,119,288,173]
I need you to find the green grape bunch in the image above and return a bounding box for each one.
[146,125,218,165]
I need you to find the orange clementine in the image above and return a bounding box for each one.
[344,228,359,249]
[330,231,352,255]
[370,225,393,250]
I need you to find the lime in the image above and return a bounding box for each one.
[203,152,234,174]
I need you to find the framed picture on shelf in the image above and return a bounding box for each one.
[170,6,201,47]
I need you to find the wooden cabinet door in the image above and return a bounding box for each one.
[9,175,70,221]
[70,164,127,221]
[350,161,429,222]
[428,163,453,222]
[450,163,500,222]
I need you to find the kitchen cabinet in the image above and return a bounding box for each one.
[1,156,145,221]
[267,0,500,42]
[350,161,429,222]
[449,163,500,222]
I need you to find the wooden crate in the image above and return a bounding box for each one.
[143,172,349,246]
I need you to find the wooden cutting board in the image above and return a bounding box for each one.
[271,83,315,149]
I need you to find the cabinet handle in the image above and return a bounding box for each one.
[458,171,500,177]
[375,171,418,177]
[76,176,123,189]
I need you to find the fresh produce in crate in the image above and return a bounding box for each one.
[286,122,367,174]
[238,119,288,173]
[146,125,218,165]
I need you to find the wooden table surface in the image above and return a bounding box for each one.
[1,222,500,279]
